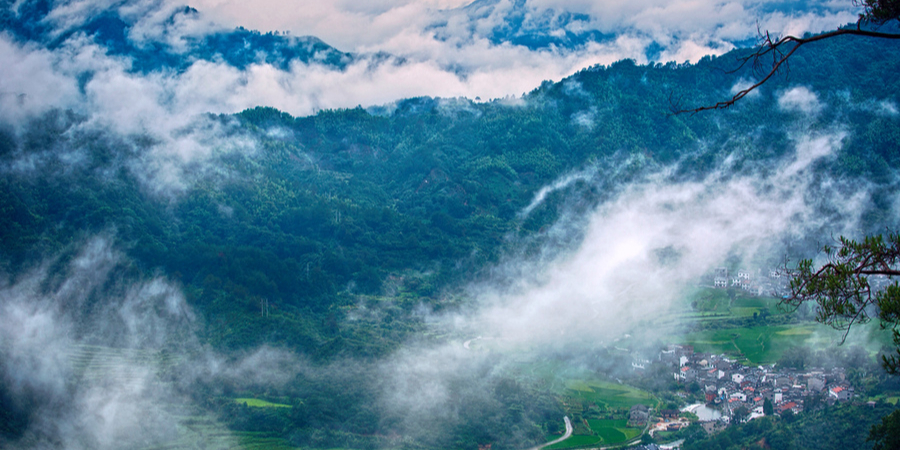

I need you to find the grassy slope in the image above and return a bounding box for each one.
[654,288,893,364]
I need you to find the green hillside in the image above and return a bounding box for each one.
[1,33,900,450]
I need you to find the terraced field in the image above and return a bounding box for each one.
[544,434,602,449]
[63,344,297,450]
[680,322,887,364]
[69,344,174,385]
[161,414,242,450]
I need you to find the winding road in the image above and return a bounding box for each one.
[527,416,572,450]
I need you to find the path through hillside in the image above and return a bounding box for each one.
[527,416,572,450]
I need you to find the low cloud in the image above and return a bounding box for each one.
[730,77,762,99]
[0,33,260,198]
[0,0,866,201]
[447,126,866,351]
[0,2,891,446]
[0,38,80,126]
[0,236,189,448]
[185,0,860,102]
[778,86,823,115]
[870,99,899,116]
[0,235,302,449]
[354,124,878,441]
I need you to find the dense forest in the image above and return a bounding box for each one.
[2,32,899,353]
[2,9,900,449]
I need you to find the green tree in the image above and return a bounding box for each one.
[784,234,900,373]
[732,405,749,424]
[672,1,900,376]
[763,398,774,416]
[869,409,900,450]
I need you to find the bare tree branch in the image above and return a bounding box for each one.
[671,27,900,115]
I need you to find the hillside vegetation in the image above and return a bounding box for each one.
[1,31,900,450]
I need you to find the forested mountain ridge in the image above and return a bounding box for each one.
[1,32,899,356]
[0,2,352,73]
[2,14,900,449]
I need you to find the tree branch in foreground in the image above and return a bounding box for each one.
[670,27,900,115]
[781,234,900,373]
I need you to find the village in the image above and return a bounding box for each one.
[628,343,857,437]
[623,265,868,443]
[711,265,893,300]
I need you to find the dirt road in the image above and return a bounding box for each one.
[527,416,572,450]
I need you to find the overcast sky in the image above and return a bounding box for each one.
[0,0,862,121]
[184,0,859,101]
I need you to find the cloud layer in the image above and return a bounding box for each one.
[0,0,868,199]
[3,0,863,124]
[189,0,859,102]
[0,235,304,448]
[451,124,868,350]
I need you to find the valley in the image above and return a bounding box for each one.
[2,2,900,449]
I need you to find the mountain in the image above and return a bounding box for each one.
[1,3,900,450]
[2,10,899,366]
[1,1,352,73]
[431,0,615,51]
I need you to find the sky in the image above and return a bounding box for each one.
[1,0,862,121]
[0,0,866,193]
[184,0,859,105]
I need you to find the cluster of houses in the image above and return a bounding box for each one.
[712,267,897,300]
[637,345,855,424]
[629,404,681,428]
[711,267,793,297]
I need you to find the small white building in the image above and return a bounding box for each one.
[829,386,851,401]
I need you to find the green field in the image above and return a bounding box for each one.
[677,288,787,318]
[587,419,641,442]
[547,381,649,449]
[683,324,814,363]
[544,434,602,449]
[167,414,243,449]
[681,321,892,364]
[565,380,657,410]
[234,398,292,408]
[545,419,642,449]
[61,344,298,450]
[649,287,796,337]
